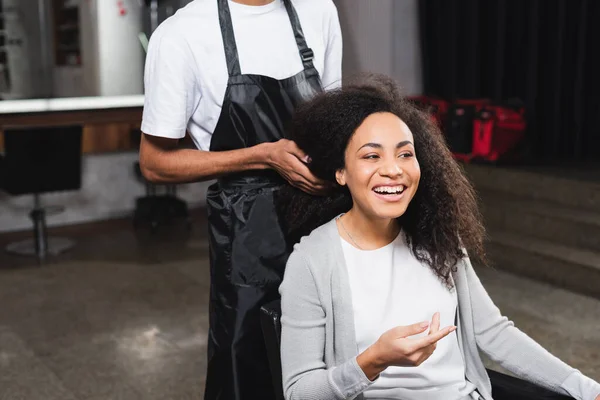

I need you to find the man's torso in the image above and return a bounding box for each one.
[143,0,341,150]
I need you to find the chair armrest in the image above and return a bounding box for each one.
[487,368,575,400]
[260,300,285,400]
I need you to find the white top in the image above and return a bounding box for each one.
[341,232,478,400]
[0,95,145,114]
[141,0,343,151]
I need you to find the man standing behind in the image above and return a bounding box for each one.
[139,0,343,398]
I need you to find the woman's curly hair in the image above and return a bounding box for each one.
[277,74,487,286]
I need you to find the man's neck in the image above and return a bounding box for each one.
[231,0,275,5]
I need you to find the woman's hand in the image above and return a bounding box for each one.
[357,313,456,381]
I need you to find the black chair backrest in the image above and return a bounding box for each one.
[260,299,574,400]
[260,299,285,400]
[3,125,82,195]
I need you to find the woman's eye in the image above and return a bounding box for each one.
[399,152,414,158]
[363,154,380,160]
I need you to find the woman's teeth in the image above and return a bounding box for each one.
[374,186,405,194]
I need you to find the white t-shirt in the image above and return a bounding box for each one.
[341,232,478,400]
[141,0,343,151]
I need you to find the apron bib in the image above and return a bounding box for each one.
[204,1,322,398]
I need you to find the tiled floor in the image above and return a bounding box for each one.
[0,212,598,399]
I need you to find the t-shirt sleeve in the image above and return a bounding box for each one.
[321,1,343,90]
[141,25,201,139]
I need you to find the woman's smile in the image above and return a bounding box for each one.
[336,112,421,221]
[372,183,407,202]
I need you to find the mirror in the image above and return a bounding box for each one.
[0,0,192,101]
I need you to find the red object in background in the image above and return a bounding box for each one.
[471,105,526,162]
[445,99,490,162]
[454,99,490,108]
[408,96,526,164]
[118,0,127,16]
[407,96,449,130]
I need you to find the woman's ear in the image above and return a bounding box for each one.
[335,169,346,186]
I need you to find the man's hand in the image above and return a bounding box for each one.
[267,139,329,195]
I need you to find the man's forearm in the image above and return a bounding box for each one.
[140,142,273,183]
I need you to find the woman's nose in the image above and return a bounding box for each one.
[379,159,403,177]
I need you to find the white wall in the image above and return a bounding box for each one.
[334,0,422,95]
[392,0,423,95]
[335,0,395,77]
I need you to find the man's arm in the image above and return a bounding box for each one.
[139,27,280,185]
[139,134,269,183]
[139,134,327,194]
[139,17,329,193]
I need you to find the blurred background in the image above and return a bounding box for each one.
[0,1,598,399]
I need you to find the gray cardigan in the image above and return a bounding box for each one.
[279,219,597,400]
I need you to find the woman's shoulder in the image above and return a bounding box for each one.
[292,218,337,254]
[286,218,339,277]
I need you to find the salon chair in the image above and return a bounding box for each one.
[260,300,574,400]
[0,125,82,263]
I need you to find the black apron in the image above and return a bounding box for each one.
[204,1,322,398]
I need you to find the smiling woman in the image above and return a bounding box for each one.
[275,74,600,400]
[277,73,486,286]
[334,113,420,249]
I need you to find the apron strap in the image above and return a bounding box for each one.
[217,0,242,77]
[217,0,316,77]
[282,0,316,71]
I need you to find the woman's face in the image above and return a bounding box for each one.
[336,112,420,221]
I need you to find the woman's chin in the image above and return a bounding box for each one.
[366,203,409,221]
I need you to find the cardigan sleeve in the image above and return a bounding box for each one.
[562,371,600,400]
[463,256,600,400]
[279,251,374,400]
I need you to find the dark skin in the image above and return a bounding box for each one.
[139,135,327,194]
[139,0,327,195]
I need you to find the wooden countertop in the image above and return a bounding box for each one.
[0,95,144,114]
[0,95,144,128]
[0,95,145,153]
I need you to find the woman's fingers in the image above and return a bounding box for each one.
[409,324,456,352]
[429,312,440,335]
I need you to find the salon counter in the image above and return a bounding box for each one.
[0,95,145,153]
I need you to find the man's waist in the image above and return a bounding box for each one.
[217,170,285,189]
